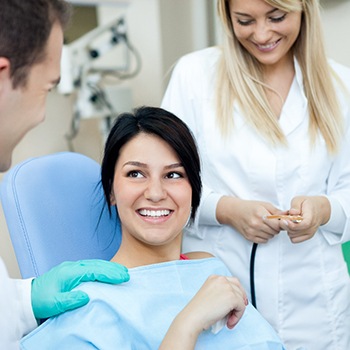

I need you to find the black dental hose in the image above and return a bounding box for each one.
[249,242,258,309]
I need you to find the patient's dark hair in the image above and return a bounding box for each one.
[101,106,202,223]
[0,0,71,88]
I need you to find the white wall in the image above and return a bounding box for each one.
[321,0,350,66]
[1,0,350,278]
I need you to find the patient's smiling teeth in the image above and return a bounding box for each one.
[139,209,171,217]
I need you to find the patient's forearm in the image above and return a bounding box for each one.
[159,310,201,350]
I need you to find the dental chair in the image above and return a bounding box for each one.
[0,152,121,278]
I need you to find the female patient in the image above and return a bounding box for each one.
[20,107,285,349]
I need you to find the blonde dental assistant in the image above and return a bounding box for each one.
[0,1,129,348]
[161,0,350,349]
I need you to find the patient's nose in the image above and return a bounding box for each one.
[144,179,166,202]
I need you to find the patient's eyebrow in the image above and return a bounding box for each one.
[164,163,183,170]
[123,161,147,168]
[123,161,184,169]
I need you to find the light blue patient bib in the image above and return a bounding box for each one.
[21,258,285,349]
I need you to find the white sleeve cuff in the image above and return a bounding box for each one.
[15,278,38,336]
[198,192,222,226]
[320,196,347,244]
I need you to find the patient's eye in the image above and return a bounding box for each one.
[166,171,184,179]
[127,170,144,178]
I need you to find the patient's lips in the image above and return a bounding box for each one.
[137,208,174,224]
[138,209,171,217]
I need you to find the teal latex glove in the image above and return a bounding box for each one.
[31,259,129,319]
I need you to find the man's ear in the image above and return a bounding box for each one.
[0,57,11,74]
[0,57,11,91]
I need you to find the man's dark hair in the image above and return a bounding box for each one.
[0,0,71,88]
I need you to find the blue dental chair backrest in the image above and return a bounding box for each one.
[0,152,121,278]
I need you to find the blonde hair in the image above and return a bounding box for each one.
[216,0,344,153]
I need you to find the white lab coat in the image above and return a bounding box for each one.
[161,47,350,350]
[0,258,37,349]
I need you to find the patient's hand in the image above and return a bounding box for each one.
[159,275,247,350]
[184,275,247,331]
